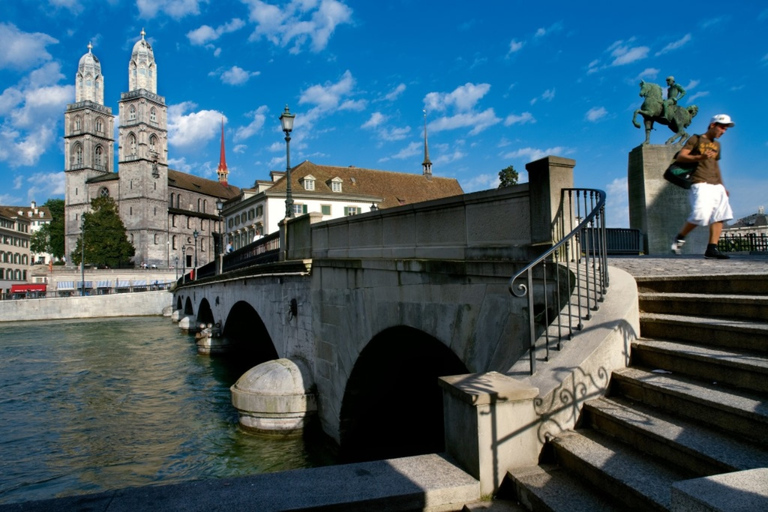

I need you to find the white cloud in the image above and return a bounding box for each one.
[501,146,570,162]
[609,40,649,66]
[167,102,223,148]
[0,23,58,71]
[429,108,501,136]
[137,0,206,19]
[362,112,387,129]
[504,112,535,126]
[26,171,65,201]
[656,34,692,56]
[585,107,607,122]
[424,83,490,112]
[298,70,366,129]
[219,66,260,85]
[508,39,524,55]
[383,83,406,101]
[530,88,555,105]
[187,18,246,45]
[235,105,268,141]
[244,0,353,53]
[433,149,466,166]
[461,173,497,193]
[389,142,421,160]
[534,21,563,39]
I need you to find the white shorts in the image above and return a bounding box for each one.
[687,183,733,226]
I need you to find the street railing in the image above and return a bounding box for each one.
[718,233,768,253]
[509,188,608,375]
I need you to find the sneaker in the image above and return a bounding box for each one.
[704,247,730,260]
[671,238,686,255]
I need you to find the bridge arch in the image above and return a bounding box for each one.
[223,300,279,371]
[197,298,215,325]
[176,296,183,311]
[184,296,194,315]
[338,326,468,463]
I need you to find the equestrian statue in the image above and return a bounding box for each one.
[632,79,698,145]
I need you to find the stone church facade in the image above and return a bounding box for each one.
[64,32,239,269]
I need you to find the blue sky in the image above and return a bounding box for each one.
[1,0,766,227]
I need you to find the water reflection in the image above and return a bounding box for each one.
[0,317,336,505]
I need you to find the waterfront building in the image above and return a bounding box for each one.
[724,206,768,237]
[64,34,240,270]
[221,162,464,251]
[0,206,31,298]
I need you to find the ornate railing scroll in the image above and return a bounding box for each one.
[509,189,608,375]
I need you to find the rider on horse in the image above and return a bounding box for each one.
[662,76,686,120]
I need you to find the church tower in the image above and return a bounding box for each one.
[117,30,169,266]
[64,43,115,260]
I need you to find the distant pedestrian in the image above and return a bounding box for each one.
[226,242,233,253]
[671,114,735,260]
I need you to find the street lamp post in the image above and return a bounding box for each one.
[193,229,199,280]
[216,198,224,275]
[80,218,85,296]
[279,105,296,219]
[182,246,186,284]
[175,255,179,281]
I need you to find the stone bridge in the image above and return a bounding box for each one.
[172,157,637,492]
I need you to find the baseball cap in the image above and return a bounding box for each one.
[710,114,735,127]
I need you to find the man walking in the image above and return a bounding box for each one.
[671,114,735,259]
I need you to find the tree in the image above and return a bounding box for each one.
[498,165,519,188]
[71,196,135,268]
[30,198,66,260]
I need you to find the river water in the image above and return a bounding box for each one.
[0,316,337,505]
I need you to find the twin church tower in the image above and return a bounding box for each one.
[64,31,237,268]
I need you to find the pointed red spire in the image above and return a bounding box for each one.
[217,118,229,186]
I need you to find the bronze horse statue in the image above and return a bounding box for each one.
[632,80,698,145]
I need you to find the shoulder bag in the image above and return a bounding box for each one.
[663,135,700,189]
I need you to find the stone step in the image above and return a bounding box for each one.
[631,338,768,393]
[639,313,768,353]
[582,396,768,476]
[611,367,768,447]
[505,463,624,512]
[639,292,768,322]
[634,274,768,295]
[551,430,692,511]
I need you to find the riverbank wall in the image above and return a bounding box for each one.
[0,291,172,322]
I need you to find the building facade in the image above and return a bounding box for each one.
[64,33,239,269]
[221,161,464,251]
[0,206,31,296]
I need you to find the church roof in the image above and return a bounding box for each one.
[168,169,240,199]
[728,212,768,229]
[264,161,463,208]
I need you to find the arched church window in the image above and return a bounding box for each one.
[74,116,81,132]
[95,146,103,167]
[99,187,109,198]
[128,134,137,155]
[95,118,103,133]
[74,144,83,165]
[129,106,136,121]
[149,135,157,153]
[150,108,157,123]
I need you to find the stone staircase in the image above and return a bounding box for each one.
[503,274,768,511]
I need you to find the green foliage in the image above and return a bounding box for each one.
[498,165,519,188]
[30,198,65,259]
[71,196,135,268]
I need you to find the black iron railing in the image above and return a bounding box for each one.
[718,233,768,253]
[509,189,608,375]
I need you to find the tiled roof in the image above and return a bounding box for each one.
[729,213,768,228]
[0,206,31,222]
[1,205,52,221]
[168,169,241,199]
[264,161,463,208]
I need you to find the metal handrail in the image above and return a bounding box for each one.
[509,188,608,374]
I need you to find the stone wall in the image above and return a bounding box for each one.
[0,290,172,322]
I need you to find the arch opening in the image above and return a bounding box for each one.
[184,297,194,315]
[197,298,214,325]
[222,301,279,375]
[339,326,468,463]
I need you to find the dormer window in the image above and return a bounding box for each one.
[329,177,343,193]
[301,175,316,191]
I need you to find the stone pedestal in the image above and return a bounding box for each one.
[439,371,539,495]
[628,145,708,255]
[527,156,575,246]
